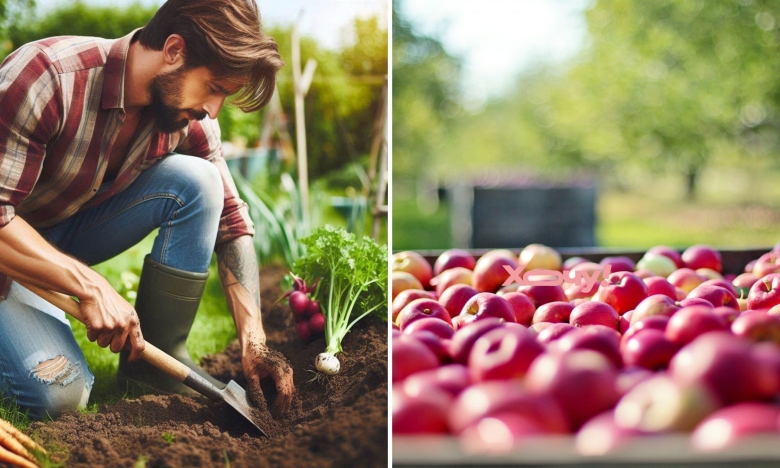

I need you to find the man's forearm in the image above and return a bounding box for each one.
[215,235,265,348]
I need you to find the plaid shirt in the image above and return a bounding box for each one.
[0,30,254,300]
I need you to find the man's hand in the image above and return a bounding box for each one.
[79,275,145,362]
[243,338,294,419]
[0,417,46,468]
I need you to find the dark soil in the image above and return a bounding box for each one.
[26,265,388,467]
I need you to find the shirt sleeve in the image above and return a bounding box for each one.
[0,46,62,227]
[175,117,255,244]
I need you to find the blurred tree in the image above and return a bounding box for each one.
[0,0,34,59]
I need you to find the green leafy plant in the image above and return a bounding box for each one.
[161,432,175,445]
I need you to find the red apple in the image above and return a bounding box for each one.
[392,289,437,322]
[432,267,474,296]
[696,268,723,281]
[397,298,453,330]
[570,301,620,330]
[403,317,455,339]
[516,284,568,308]
[753,252,780,278]
[438,284,479,319]
[630,295,680,326]
[647,246,684,269]
[575,411,645,456]
[747,273,780,311]
[700,279,737,298]
[519,243,562,271]
[678,297,714,308]
[392,251,433,288]
[460,412,545,454]
[621,315,670,349]
[643,276,677,299]
[733,273,759,298]
[600,256,636,273]
[532,301,574,324]
[392,334,440,382]
[526,350,620,430]
[473,252,519,293]
[621,329,678,370]
[527,322,554,336]
[449,318,505,364]
[563,256,589,273]
[393,386,451,434]
[553,326,622,368]
[692,403,780,451]
[665,305,728,346]
[682,245,722,272]
[687,284,738,310]
[712,306,740,324]
[669,332,778,405]
[500,292,536,326]
[633,269,656,280]
[434,248,476,276]
[392,271,423,300]
[668,268,707,294]
[592,272,648,315]
[403,364,473,398]
[460,293,516,324]
[619,315,630,334]
[409,330,450,364]
[746,259,759,274]
[616,367,654,396]
[468,326,544,381]
[535,323,577,345]
[731,310,780,345]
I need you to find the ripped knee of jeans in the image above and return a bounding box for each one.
[30,355,81,387]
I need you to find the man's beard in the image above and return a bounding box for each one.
[149,67,208,133]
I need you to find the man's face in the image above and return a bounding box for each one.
[149,65,241,133]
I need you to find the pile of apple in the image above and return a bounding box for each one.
[391,243,780,454]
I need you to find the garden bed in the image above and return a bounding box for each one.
[26,265,388,467]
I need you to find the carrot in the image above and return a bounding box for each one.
[0,443,37,468]
[0,426,36,465]
[0,419,46,455]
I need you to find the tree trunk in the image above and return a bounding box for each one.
[685,168,698,201]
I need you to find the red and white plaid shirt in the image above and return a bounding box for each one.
[0,29,254,300]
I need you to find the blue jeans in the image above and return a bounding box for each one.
[0,154,223,419]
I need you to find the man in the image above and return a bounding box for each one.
[0,0,294,421]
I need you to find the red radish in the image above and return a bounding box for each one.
[309,313,326,334]
[306,300,321,317]
[296,321,311,341]
[289,291,311,316]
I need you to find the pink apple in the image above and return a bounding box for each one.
[526,350,620,430]
[770,304,780,316]
[409,330,450,364]
[570,262,607,281]
[647,246,684,269]
[438,284,479,319]
[746,259,758,274]
[678,297,714,308]
[621,329,678,370]
[636,254,677,278]
[570,301,620,330]
[468,326,544,381]
[600,256,636,273]
[532,301,574,324]
[403,317,455,339]
[621,315,670,349]
[553,326,622,368]
[392,334,440,382]
[696,268,723,281]
[392,251,433,288]
[669,332,778,405]
[397,298,453,330]
[665,305,728,345]
[592,272,648,315]
[747,273,780,311]
[392,271,423,300]
[753,252,780,278]
[633,269,656,280]
[516,284,568,308]
[519,243,562,271]
[403,364,473,398]
[616,367,654,396]
[712,306,740,324]
[431,267,474,296]
[527,322,554,336]
[619,315,630,334]
[535,323,577,345]
[392,289,437,322]
[700,279,737,298]
[563,256,589,273]
[460,412,545,453]
[393,386,451,434]
[500,292,536,326]
[449,318,505,364]
[434,249,476,276]
[731,310,780,345]
[460,292,516,324]
[642,276,677,299]
[667,268,707,294]
[692,403,780,451]
[630,295,680,326]
[733,273,759,298]
[687,284,738,310]
[564,281,599,301]
[473,251,519,293]
[575,411,645,456]
[682,245,722,272]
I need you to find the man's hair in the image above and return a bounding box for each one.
[138,0,284,112]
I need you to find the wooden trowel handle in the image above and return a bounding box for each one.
[19,281,192,384]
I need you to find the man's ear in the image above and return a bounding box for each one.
[161,34,186,65]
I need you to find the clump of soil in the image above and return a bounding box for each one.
[27,265,388,467]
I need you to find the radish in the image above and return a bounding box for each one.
[289,291,310,316]
[309,313,326,334]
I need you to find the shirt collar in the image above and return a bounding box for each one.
[102,28,142,110]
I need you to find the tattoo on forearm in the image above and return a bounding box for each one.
[216,237,261,306]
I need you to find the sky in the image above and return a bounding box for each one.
[35,0,388,50]
[400,0,591,108]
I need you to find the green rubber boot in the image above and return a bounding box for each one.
[116,255,226,396]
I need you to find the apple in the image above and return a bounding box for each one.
[675,287,687,301]
[473,251,519,293]
[570,301,620,330]
[592,272,648,315]
[392,271,423,300]
[731,310,780,345]
[633,269,656,280]
[696,268,723,281]
[668,268,707,293]
[460,412,545,454]
[692,403,780,451]
[665,305,728,345]
[409,330,450,364]
[682,245,722,272]
[500,292,536,326]
[619,315,630,334]
[393,386,451,434]
[687,284,738,310]
[621,329,678,370]
[403,317,455,339]
[575,411,645,456]
[553,326,622,368]
[621,315,670,349]
[564,281,599,301]
[519,243,562,271]
[527,322,554,336]
[516,284,568,308]
[396,298,453,330]
[769,304,780,316]
[600,256,636,273]
[468,326,544,381]
[526,350,620,430]
[563,256,589,273]
[392,289,437,322]
[616,367,655,396]
[647,246,684,269]
[392,251,433,288]
[570,262,607,281]
[643,276,677,299]
[747,273,780,311]
[630,295,680,326]
[712,306,741,324]
[403,364,472,398]
[535,323,577,345]
[438,284,479,319]
[745,259,758,274]
[733,273,759,298]
[669,332,778,405]
[636,254,677,278]
[678,297,714,308]
[614,374,720,433]
[449,318,505,364]
[532,301,574,324]
[448,380,569,434]
[460,293,516,324]
[431,267,474,296]
[392,334,440,382]
[700,279,737,298]
[753,252,780,278]
[434,249,476,276]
